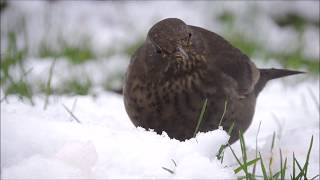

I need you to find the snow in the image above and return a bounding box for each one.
[1,77,319,179]
[227,78,320,179]
[1,93,235,179]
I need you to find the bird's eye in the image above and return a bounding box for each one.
[188,33,192,37]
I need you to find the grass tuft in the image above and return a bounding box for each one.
[1,31,34,104]
[61,78,92,95]
[290,136,317,179]
[274,13,319,32]
[279,149,287,180]
[39,38,95,64]
[224,125,317,180]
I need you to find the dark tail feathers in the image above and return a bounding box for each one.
[259,68,304,80]
[254,68,304,96]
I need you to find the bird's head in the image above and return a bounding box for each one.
[145,18,206,78]
[147,18,194,64]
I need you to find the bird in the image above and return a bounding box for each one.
[123,18,303,144]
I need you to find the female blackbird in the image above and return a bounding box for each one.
[123,18,303,143]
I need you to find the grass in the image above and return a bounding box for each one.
[193,98,208,137]
[217,10,320,74]
[227,33,319,74]
[43,59,56,110]
[192,97,318,179]
[102,72,125,92]
[162,159,177,174]
[216,122,234,163]
[1,8,318,100]
[0,0,7,12]
[62,103,81,124]
[229,130,261,179]
[5,75,34,105]
[274,13,319,32]
[228,131,318,180]
[1,31,34,104]
[61,78,92,95]
[215,98,232,163]
[252,121,262,176]
[39,38,95,64]
[218,99,228,127]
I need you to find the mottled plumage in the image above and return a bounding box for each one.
[123,18,303,143]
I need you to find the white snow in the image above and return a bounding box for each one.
[1,93,235,179]
[1,77,319,179]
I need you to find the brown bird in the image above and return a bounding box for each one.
[123,18,303,144]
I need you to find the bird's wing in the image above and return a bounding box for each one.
[189,25,260,95]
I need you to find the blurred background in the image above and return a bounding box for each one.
[0,1,319,103]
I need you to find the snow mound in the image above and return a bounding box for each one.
[1,93,235,179]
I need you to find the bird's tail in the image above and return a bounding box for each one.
[254,68,304,96]
[259,68,304,80]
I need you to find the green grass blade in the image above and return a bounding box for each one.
[259,152,268,180]
[279,149,284,179]
[162,167,174,174]
[269,132,276,179]
[282,158,287,179]
[216,144,226,161]
[228,144,244,174]
[239,130,248,168]
[278,149,288,179]
[294,157,304,179]
[292,152,296,179]
[216,122,234,162]
[171,159,177,167]
[238,130,251,179]
[272,171,281,179]
[302,135,314,179]
[234,157,260,174]
[193,98,208,137]
[218,99,228,127]
[252,121,262,176]
[62,104,81,124]
[292,136,314,179]
[43,59,56,110]
[227,122,235,135]
[271,131,276,151]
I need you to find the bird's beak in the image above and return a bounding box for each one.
[174,46,189,61]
